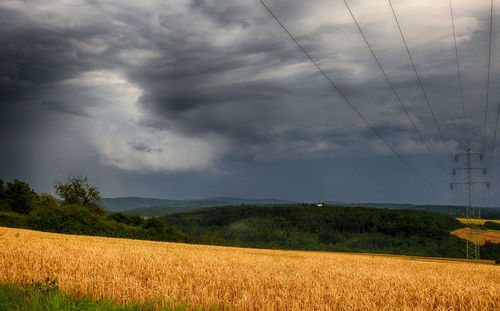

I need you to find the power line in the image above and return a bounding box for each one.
[258,0,440,191]
[488,102,500,170]
[481,0,494,153]
[483,0,497,173]
[344,0,451,177]
[487,185,490,209]
[449,0,471,145]
[388,0,456,154]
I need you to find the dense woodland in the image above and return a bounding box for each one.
[347,203,500,220]
[0,177,190,243]
[162,205,500,261]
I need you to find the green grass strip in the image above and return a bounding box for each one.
[0,280,206,311]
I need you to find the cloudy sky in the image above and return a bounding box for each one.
[1,0,499,205]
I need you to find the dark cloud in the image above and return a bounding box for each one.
[1,0,499,204]
[0,18,107,86]
[189,0,251,28]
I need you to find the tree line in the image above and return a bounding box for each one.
[0,177,191,243]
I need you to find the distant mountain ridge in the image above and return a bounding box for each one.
[100,196,298,216]
[100,197,500,219]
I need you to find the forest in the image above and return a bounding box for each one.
[162,205,500,261]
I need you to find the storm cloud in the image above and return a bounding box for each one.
[1,0,499,204]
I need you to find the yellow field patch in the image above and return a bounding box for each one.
[451,228,500,245]
[0,227,499,310]
[457,218,500,225]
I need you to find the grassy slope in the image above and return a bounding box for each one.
[0,282,193,311]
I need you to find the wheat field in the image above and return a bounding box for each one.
[456,218,500,225]
[0,227,499,310]
[451,228,500,245]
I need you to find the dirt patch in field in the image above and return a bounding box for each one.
[451,228,500,245]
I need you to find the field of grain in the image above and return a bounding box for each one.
[0,227,499,310]
[451,228,500,245]
[457,218,500,225]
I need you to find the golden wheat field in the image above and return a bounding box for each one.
[451,228,500,245]
[456,218,500,225]
[0,227,499,310]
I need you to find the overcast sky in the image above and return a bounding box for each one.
[1,0,499,205]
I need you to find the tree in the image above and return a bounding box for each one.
[5,179,35,214]
[35,193,60,209]
[0,178,5,200]
[0,178,11,212]
[53,176,105,215]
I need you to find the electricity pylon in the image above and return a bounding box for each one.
[450,147,490,260]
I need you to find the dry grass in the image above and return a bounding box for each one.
[0,227,499,311]
[451,228,500,245]
[457,218,500,225]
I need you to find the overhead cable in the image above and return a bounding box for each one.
[388,0,456,154]
[258,0,441,191]
[487,102,500,170]
[481,0,494,154]
[344,0,451,177]
[449,0,471,146]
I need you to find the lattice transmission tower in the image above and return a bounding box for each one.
[450,147,490,260]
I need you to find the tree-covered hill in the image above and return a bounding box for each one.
[161,205,499,260]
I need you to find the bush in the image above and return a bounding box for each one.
[0,199,11,212]
[35,193,60,209]
[106,212,131,224]
[0,211,29,228]
[483,221,500,231]
[129,215,145,226]
[481,242,500,262]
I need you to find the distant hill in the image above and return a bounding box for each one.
[101,196,500,219]
[100,197,297,216]
[206,197,297,205]
[122,206,200,217]
[100,197,180,212]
